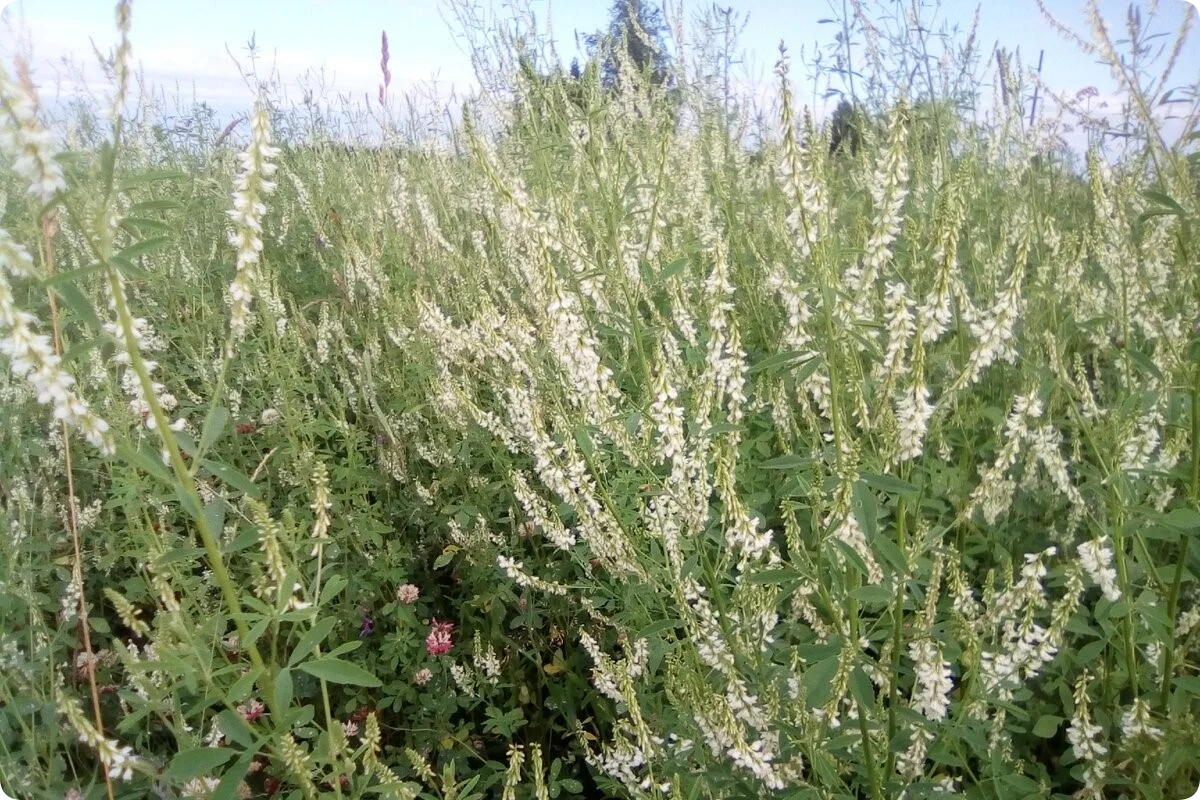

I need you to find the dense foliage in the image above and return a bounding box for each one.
[1,1,1198,799]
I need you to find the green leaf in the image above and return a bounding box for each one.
[848,666,876,709]
[174,484,206,525]
[1075,639,1107,665]
[118,168,189,189]
[204,499,227,543]
[803,655,840,708]
[860,472,918,497]
[852,480,878,541]
[215,710,256,749]
[62,336,105,365]
[748,349,815,375]
[115,443,173,484]
[198,407,231,455]
[165,747,236,780]
[319,575,348,606]
[780,475,811,496]
[483,705,526,736]
[457,774,481,797]
[998,773,1043,796]
[574,427,594,457]
[212,751,257,800]
[850,585,892,607]
[291,704,316,729]
[659,257,688,279]
[130,198,183,212]
[624,412,642,438]
[1142,189,1185,215]
[1065,617,1101,638]
[636,619,682,639]
[1163,508,1200,530]
[297,658,382,687]
[789,357,822,383]
[117,217,172,238]
[243,616,272,650]
[761,455,812,470]
[274,668,294,713]
[744,567,802,584]
[873,536,907,574]
[53,281,102,329]
[325,640,363,659]
[116,236,172,262]
[174,431,199,458]
[227,665,263,703]
[200,459,260,497]
[1140,524,1178,541]
[288,617,339,667]
[829,536,869,578]
[1032,715,1063,738]
[1137,595,1172,638]
[1127,349,1163,381]
[40,260,106,288]
[433,546,458,570]
[703,422,744,437]
[226,527,258,552]
[154,546,206,567]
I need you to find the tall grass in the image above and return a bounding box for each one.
[1,1,1198,799]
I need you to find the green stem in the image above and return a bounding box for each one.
[309,543,344,798]
[847,581,883,800]
[1192,358,1200,501]
[1160,537,1188,711]
[886,497,908,777]
[1161,359,1200,709]
[1109,504,1139,697]
[856,698,883,800]
[105,268,278,714]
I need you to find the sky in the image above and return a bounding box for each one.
[1,0,1197,141]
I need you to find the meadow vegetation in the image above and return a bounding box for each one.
[1,0,1199,798]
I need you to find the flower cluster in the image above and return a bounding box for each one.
[1077,537,1120,602]
[0,62,67,202]
[58,696,140,782]
[909,639,954,721]
[0,232,113,454]
[0,66,112,450]
[425,619,455,656]
[227,104,281,341]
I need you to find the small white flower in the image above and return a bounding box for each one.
[895,380,934,461]
[1120,699,1162,742]
[909,640,954,721]
[1077,537,1120,602]
[0,64,67,202]
[227,104,281,341]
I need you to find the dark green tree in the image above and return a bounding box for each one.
[585,0,672,89]
[828,99,863,156]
